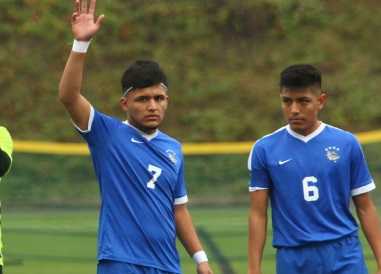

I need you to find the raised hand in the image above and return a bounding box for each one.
[71,0,104,41]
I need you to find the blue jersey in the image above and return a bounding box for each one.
[75,107,188,273]
[248,123,375,247]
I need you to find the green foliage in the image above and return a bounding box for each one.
[1,0,381,141]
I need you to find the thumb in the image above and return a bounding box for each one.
[96,14,105,26]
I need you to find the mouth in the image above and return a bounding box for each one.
[289,118,304,124]
[144,115,160,121]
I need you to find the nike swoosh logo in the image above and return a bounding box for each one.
[278,159,292,165]
[131,138,144,144]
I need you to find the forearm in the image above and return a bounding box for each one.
[175,205,203,255]
[59,51,87,105]
[357,202,381,268]
[248,211,267,272]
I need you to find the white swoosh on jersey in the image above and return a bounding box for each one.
[131,137,144,144]
[278,159,292,165]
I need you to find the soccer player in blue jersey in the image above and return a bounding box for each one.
[248,64,381,274]
[58,1,213,274]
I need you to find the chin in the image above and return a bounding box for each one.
[289,124,306,133]
[144,122,160,130]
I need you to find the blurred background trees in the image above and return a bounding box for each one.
[1,0,381,142]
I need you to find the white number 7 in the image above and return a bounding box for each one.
[147,164,162,189]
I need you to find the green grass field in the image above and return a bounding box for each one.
[2,207,379,274]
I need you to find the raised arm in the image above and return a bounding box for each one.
[248,189,269,274]
[58,0,104,130]
[175,204,213,274]
[353,193,381,274]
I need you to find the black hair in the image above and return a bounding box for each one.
[121,60,168,93]
[0,149,11,177]
[280,64,321,90]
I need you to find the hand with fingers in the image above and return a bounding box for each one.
[197,262,213,274]
[72,0,105,41]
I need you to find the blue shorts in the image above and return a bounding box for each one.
[276,234,368,274]
[97,260,178,274]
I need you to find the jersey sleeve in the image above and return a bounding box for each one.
[173,154,188,205]
[73,106,117,147]
[0,126,13,178]
[248,142,272,192]
[0,127,13,160]
[350,137,375,196]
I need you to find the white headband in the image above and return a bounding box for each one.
[123,83,168,97]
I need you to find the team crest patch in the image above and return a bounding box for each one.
[166,149,177,164]
[325,146,340,162]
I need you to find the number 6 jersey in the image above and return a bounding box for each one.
[248,123,375,247]
[75,107,187,273]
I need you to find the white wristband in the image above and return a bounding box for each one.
[72,39,91,53]
[192,250,208,264]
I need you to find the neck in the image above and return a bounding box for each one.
[294,121,321,136]
[125,121,158,136]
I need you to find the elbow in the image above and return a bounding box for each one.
[58,83,67,104]
[58,86,76,106]
[58,91,70,105]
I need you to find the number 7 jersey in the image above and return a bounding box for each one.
[248,123,375,247]
[75,107,187,273]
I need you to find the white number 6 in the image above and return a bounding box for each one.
[302,176,319,202]
[147,164,162,189]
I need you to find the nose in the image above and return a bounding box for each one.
[290,102,300,114]
[147,99,159,111]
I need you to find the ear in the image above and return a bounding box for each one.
[317,91,328,110]
[120,96,129,112]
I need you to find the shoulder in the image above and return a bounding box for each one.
[91,108,126,131]
[324,124,359,145]
[252,126,288,150]
[157,131,182,147]
[0,126,11,137]
[248,126,287,168]
[93,108,122,123]
[0,126,13,156]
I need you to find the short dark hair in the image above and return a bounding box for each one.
[0,149,11,177]
[121,60,168,94]
[280,64,321,90]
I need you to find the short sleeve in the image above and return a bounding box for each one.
[248,142,272,192]
[174,154,188,205]
[350,137,375,196]
[0,126,13,178]
[73,106,117,147]
[0,127,13,160]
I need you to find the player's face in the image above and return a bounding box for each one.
[120,84,169,134]
[280,87,327,136]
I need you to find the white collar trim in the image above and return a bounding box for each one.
[123,121,158,141]
[286,122,326,143]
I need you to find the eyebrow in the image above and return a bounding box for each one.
[281,96,312,101]
[134,94,166,100]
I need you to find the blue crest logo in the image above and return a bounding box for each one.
[325,146,340,162]
[166,149,177,165]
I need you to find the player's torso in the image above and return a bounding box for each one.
[98,125,181,206]
[262,126,358,245]
[266,131,351,205]
[93,124,183,243]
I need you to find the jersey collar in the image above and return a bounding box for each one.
[123,121,159,141]
[286,122,326,143]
